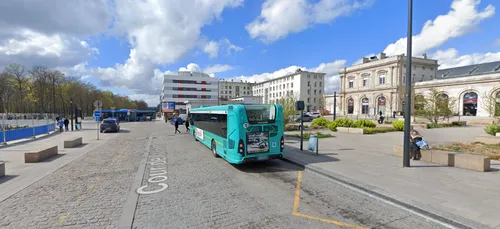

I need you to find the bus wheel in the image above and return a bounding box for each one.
[211,140,219,158]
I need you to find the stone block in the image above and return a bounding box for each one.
[411,123,428,129]
[496,133,500,137]
[64,137,83,148]
[0,161,5,177]
[25,146,58,163]
[420,150,432,162]
[348,128,365,134]
[454,154,490,172]
[475,136,500,145]
[431,150,458,166]
[336,127,350,133]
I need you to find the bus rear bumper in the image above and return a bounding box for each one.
[238,153,283,164]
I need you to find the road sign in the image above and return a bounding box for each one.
[95,111,101,117]
[94,100,102,108]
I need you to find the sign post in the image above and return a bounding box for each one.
[111,106,116,119]
[94,100,102,140]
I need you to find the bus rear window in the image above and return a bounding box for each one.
[244,105,276,124]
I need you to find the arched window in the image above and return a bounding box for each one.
[361,98,369,114]
[463,92,478,116]
[415,95,425,110]
[347,99,354,114]
[377,96,386,115]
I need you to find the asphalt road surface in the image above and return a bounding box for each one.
[0,121,447,229]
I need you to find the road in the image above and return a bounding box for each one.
[0,121,447,229]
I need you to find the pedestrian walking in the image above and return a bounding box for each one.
[185,117,190,132]
[392,111,396,119]
[174,117,181,134]
[64,118,69,131]
[58,119,64,132]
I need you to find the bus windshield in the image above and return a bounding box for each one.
[244,105,276,124]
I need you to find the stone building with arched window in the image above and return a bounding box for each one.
[329,52,500,117]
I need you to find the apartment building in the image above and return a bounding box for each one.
[252,69,326,112]
[218,79,254,100]
[161,71,218,113]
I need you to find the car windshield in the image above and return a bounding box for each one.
[245,105,276,124]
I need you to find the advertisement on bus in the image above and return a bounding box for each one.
[246,132,269,154]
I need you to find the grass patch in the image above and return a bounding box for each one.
[433,142,500,160]
[426,121,467,129]
[364,127,399,134]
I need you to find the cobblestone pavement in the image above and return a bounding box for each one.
[0,122,448,229]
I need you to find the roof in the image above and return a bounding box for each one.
[435,61,500,80]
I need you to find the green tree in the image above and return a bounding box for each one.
[276,92,299,126]
[414,88,456,124]
[480,91,500,120]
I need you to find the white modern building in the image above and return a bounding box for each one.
[252,69,326,111]
[218,79,254,100]
[329,52,500,117]
[161,71,218,113]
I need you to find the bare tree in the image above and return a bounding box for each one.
[5,64,28,113]
[480,91,500,120]
[0,72,15,114]
[414,88,457,124]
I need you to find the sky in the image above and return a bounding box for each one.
[0,0,499,106]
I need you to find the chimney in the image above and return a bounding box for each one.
[362,57,369,63]
[379,52,386,59]
[423,53,427,59]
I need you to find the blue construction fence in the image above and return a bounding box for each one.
[0,123,56,144]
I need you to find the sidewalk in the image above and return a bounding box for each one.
[283,132,500,229]
[0,126,119,203]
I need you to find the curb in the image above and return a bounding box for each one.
[281,156,486,229]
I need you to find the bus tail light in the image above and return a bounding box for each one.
[238,140,245,156]
[280,136,284,152]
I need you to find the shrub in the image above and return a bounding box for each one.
[333,118,354,128]
[352,119,376,128]
[311,117,330,128]
[392,120,405,131]
[310,124,322,129]
[328,122,338,131]
[451,121,466,126]
[284,124,300,131]
[364,127,398,134]
[484,122,500,136]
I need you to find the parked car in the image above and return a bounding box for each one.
[307,112,321,119]
[294,113,313,122]
[100,118,120,133]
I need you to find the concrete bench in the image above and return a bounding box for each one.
[431,150,459,166]
[392,145,436,164]
[336,127,365,134]
[411,123,428,129]
[336,127,350,133]
[0,161,5,177]
[454,154,490,172]
[24,146,58,163]
[64,137,83,148]
[475,136,500,144]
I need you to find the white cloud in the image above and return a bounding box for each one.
[92,0,243,96]
[179,63,202,72]
[201,38,243,58]
[203,41,219,58]
[384,0,495,56]
[203,64,233,74]
[430,48,500,69]
[246,0,373,43]
[232,60,346,93]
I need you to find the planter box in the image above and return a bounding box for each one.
[64,137,83,148]
[0,161,5,177]
[25,146,58,163]
[336,127,365,134]
[411,123,428,129]
[475,136,500,144]
[454,154,490,172]
[431,150,460,166]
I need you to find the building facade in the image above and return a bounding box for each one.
[252,69,326,112]
[230,96,263,104]
[218,79,254,100]
[161,71,218,113]
[331,53,500,117]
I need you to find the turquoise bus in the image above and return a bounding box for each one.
[188,104,284,164]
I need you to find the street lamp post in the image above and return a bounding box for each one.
[403,0,413,167]
[333,91,337,121]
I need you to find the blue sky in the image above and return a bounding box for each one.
[1,0,499,105]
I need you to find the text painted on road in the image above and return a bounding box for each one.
[137,154,168,195]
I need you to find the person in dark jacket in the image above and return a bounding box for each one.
[185,117,190,132]
[64,118,69,131]
[174,117,181,134]
[410,130,423,160]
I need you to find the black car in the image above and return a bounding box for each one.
[100,118,120,133]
